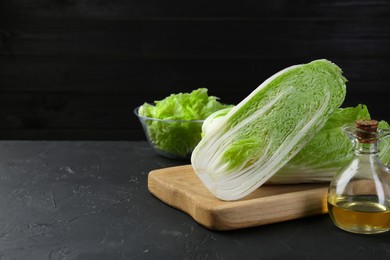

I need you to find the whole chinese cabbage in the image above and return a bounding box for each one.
[270,105,390,183]
[202,104,390,184]
[191,59,347,201]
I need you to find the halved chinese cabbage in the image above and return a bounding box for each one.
[191,59,347,201]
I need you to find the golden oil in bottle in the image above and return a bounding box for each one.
[327,120,390,234]
[327,195,390,234]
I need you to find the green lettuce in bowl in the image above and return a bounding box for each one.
[135,88,232,160]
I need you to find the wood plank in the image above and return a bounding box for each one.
[148,165,329,230]
[2,18,390,57]
[0,92,140,129]
[1,0,389,140]
[1,57,390,92]
[3,0,390,19]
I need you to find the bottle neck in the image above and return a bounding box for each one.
[353,140,379,154]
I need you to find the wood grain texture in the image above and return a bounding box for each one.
[3,0,390,19]
[1,0,389,139]
[148,165,328,230]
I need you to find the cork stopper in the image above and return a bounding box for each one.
[355,119,378,143]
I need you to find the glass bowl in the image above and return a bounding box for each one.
[134,107,205,161]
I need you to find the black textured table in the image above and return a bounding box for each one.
[0,141,389,259]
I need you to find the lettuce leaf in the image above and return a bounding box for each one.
[138,88,231,158]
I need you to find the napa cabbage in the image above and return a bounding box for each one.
[270,106,390,183]
[202,104,390,184]
[191,59,347,201]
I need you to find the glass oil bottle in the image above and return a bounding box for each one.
[327,120,390,234]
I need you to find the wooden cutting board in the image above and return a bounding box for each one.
[148,165,329,230]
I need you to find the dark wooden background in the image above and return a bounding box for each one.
[1,0,389,140]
